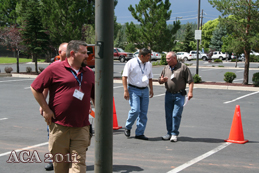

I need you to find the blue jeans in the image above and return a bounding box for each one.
[125,86,149,136]
[165,91,185,136]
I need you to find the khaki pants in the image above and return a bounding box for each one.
[49,123,90,173]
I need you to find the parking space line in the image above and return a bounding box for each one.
[224,91,259,104]
[0,118,8,121]
[153,93,165,98]
[0,79,33,83]
[0,142,48,157]
[167,142,232,173]
[113,86,124,89]
[233,78,243,82]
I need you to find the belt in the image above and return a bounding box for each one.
[167,90,181,94]
[129,84,147,89]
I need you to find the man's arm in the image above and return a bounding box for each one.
[39,88,49,115]
[31,86,55,125]
[187,82,194,100]
[122,76,129,100]
[149,78,154,98]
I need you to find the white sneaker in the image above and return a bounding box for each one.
[162,134,171,140]
[170,135,177,142]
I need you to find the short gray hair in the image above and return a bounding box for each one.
[66,40,87,57]
[167,51,177,58]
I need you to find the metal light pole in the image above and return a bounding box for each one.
[95,0,114,172]
[196,0,201,75]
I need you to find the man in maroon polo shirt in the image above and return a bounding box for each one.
[31,40,95,173]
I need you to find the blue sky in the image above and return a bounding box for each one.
[114,0,222,25]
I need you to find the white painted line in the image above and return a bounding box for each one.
[233,78,243,82]
[113,86,124,89]
[167,142,232,173]
[153,93,165,98]
[236,70,243,73]
[24,87,31,89]
[0,118,8,121]
[201,69,217,71]
[224,91,259,104]
[0,142,48,157]
[0,79,33,83]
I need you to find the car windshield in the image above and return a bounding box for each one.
[117,48,124,52]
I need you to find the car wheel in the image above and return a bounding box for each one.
[202,57,207,61]
[184,57,188,62]
[119,56,125,62]
[219,56,223,60]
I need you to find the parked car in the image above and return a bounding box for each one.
[151,52,161,61]
[113,48,134,62]
[189,50,208,60]
[211,51,229,60]
[176,52,192,61]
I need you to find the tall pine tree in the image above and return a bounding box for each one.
[209,23,227,51]
[182,23,195,52]
[20,0,49,73]
[125,0,180,52]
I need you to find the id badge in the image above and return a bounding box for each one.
[73,89,84,101]
[142,75,148,82]
[171,74,175,79]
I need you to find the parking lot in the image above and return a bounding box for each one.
[0,70,259,172]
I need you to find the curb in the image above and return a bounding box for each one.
[0,73,12,77]
[10,74,259,92]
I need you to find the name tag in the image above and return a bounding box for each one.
[142,75,148,82]
[73,89,84,101]
[171,74,175,79]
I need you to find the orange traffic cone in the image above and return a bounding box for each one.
[89,110,95,118]
[225,105,248,144]
[113,97,122,130]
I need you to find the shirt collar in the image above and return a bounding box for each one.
[63,58,86,73]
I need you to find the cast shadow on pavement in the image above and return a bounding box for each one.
[87,165,144,173]
[177,136,225,143]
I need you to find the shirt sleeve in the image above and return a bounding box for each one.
[148,63,153,79]
[31,66,53,93]
[122,61,130,77]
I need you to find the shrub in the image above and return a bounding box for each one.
[4,67,13,73]
[231,58,237,62]
[214,59,222,63]
[224,72,236,83]
[252,72,259,87]
[218,65,224,67]
[39,67,45,72]
[184,63,193,66]
[26,67,32,73]
[193,74,202,83]
[249,55,259,62]
[160,54,167,65]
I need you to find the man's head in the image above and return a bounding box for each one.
[166,52,177,67]
[139,48,151,63]
[66,40,88,68]
[58,42,68,61]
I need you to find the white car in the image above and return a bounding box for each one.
[151,52,161,61]
[189,50,208,60]
[176,52,191,61]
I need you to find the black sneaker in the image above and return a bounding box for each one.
[135,135,148,140]
[45,162,53,171]
[124,129,130,137]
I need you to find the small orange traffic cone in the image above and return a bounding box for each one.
[89,110,95,118]
[225,105,248,144]
[113,97,122,130]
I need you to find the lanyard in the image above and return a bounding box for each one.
[69,69,83,90]
[169,66,175,73]
[137,59,146,74]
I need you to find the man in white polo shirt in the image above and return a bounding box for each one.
[122,48,154,140]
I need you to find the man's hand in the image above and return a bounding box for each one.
[160,75,168,84]
[43,110,55,125]
[39,107,43,116]
[149,89,154,98]
[124,90,129,100]
[187,91,193,100]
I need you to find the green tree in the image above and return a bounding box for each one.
[209,0,259,84]
[125,0,180,52]
[209,23,227,51]
[182,23,195,52]
[0,0,19,26]
[20,0,49,73]
[201,19,219,49]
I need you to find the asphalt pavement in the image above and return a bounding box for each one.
[0,60,259,173]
